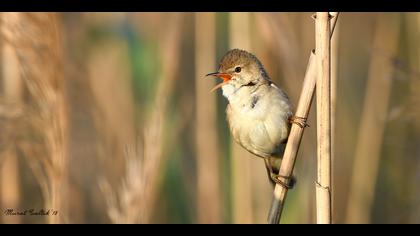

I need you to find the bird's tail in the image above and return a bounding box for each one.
[267,175,297,223]
[268,193,283,223]
[266,154,297,224]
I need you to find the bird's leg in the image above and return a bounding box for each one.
[270,173,296,189]
[289,115,309,128]
[264,158,295,189]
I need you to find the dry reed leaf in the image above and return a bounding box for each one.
[1,12,67,223]
[99,13,184,224]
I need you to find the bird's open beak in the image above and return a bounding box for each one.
[205,72,232,92]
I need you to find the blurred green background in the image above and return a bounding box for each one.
[0,12,418,224]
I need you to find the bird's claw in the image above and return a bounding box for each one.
[270,173,296,189]
[289,116,309,128]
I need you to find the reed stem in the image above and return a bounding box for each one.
[267,12,339,224]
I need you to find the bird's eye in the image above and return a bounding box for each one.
[234,67,241,73]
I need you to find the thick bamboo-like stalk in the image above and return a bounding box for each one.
[268,12,339,224]
[315,12,332,224]
[330,12,339,221]
[229,12,254,224]
[345,13,400,224]
[194,13,221,224]
[330,14,339,157]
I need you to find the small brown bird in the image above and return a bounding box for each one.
[207,49,302,188]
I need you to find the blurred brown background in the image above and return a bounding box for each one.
[0,12,418,224]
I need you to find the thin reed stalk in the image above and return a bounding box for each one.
[345,13,400,224]
[268,12,339,224]
[194,13,221,224]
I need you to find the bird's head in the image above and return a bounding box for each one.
[206,49,269,98]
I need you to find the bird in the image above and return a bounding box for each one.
[206,49,305,188]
